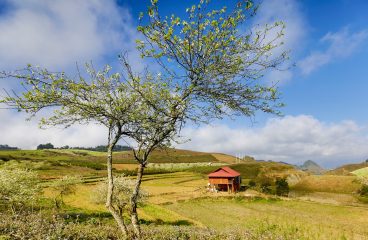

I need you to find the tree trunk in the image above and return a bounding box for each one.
[130,163,145,239]
[106,141,128,237]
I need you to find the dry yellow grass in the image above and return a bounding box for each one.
[112,163,137,170]
[165,198,368,239]
[211,153,237,164]
[292,175,360,194]
[44,184,105,212]
[40,171,368,239]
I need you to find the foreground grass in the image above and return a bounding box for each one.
[164,197,368,240]
[41,171,368,239]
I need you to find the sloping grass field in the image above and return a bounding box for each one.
[291,175,360,194]
[327,162,368,175]
[352,167,368,177]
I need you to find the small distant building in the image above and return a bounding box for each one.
[208,167,241,192]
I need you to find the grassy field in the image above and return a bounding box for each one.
[1,149,368,239]
[164,197,368,240]
[47,171,368,239]
[0,148,221,164]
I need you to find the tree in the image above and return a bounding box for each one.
[0,144,19,150]
[0,168,41,213]
[1,0,287,238]
[37,143,54,150]
[136,0,286,121]
[0,63,183,238]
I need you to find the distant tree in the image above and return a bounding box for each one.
[275,178,289,196]
[36,143,54,150]
[60,145,69,149]
[0,168,41,213]
[69,145,131,152]
[0,144,19,150]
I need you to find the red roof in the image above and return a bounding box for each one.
[208,167,240,178]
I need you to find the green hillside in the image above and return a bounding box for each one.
[0,148,219,164]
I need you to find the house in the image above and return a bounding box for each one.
[208,167,241,192]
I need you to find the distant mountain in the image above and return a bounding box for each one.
[298,160,325,175]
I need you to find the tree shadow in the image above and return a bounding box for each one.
[140,218,192,226]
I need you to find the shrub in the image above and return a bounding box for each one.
[358,177,368,197]
[248,180,256,188]
[92,175,148,216]
[50,176,82,209]
[260,182,272,194]
[275,178,289,196]
[0,168,41,212]
[359,184,368,196]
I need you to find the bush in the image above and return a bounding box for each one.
[260,182,272,194]
[0,211,120,240]
[359,184,368,196]
[248,180,256,188]
[275,178,289,197]
[0,168,41,211]
[50,176,82,209]
[92,175,148,217]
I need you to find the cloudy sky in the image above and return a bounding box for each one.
[0,0,368,168]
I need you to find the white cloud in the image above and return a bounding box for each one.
[299,27,368,75]
[2,110,368,168]
[179,115,368,168]
[0,110,109,149]
[0,0,140,70]
[252,0,307,84]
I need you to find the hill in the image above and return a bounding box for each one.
[210,153,255,164]
[0,148,220,164]
[326,161,368,175]
[298,160,325,175]
[351,167,368,177]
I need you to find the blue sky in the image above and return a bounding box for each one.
[0,0,367,168]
